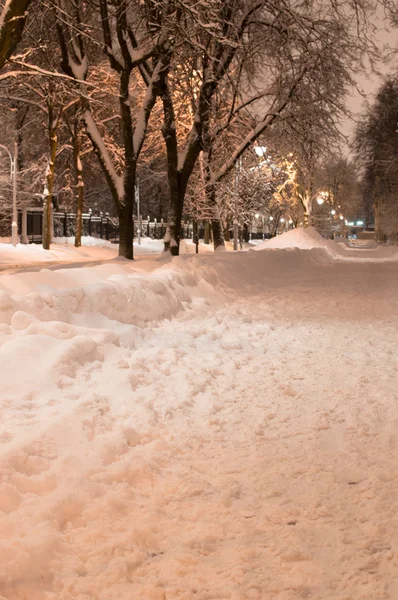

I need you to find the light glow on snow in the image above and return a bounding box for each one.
[0,229,397,598]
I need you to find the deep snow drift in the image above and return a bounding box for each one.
[1,230,398,600]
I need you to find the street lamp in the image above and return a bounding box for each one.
[254,212,266,239]
[316,191,328,205]
[0,142,18,246]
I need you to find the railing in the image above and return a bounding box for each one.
[18,207,198,244]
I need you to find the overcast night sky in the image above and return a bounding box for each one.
[342,11,398,141]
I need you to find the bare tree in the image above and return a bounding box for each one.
[158,0,380,254]
[0,0,30,70]
[57,0,179,259]
[354,76,398,242]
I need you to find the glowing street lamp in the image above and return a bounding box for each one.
[315,190,328,206]
[252,212,265,239]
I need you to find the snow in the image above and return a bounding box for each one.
[0,238,118,268]
[0,237,167,269]
[0,237,225,271]
[255,226,328,250]
[68,55,88,81]
[255,227,398,261]
[1,233,398,599]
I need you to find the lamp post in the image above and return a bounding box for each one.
[254,212,266,240]
[308,191,328,227]
[0,142,18,246]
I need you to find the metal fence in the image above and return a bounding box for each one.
[52,211,120,243]
[17,207,43,244]
[17,207,200,244]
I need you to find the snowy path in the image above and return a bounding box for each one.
[0,249,398,599]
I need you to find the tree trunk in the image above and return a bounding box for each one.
[202,142,225,251]
[243,222,250,243]
[73,121,84,248]
[118,202,134,259]
[15,104,28,172]
[164,175,185,256]
[161,84,200,256]
[75,179,84,248]
[193,219,199,253]
[0,0,31,70]
[42,188,52,251]
[375,196,385,243]
[42,124,57,250]
[211,219,224,250]
[204,221,211,244]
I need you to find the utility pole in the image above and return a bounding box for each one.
[135,177,141,245]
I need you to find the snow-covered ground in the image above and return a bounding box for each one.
[0,237,218,272]
[0,237,164,270]
[254,227,398,261]
[1,230,398,599]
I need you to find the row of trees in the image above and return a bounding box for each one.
[0,0,393,256]
[354,76,398,242]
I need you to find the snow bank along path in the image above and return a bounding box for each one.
[0,237,214,271]
[0,237,398,599]
[255,226,398,261]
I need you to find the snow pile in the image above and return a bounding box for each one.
[0,238,118,267]
[53,236,114,248]
[255,227,398,261]
[1,247,398,599]
[0,238,222,270]
[132,238,166,254]
[0,264,196,328]
[179,239,215,254]
[254,226,327,251]
[0,237,164,269]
